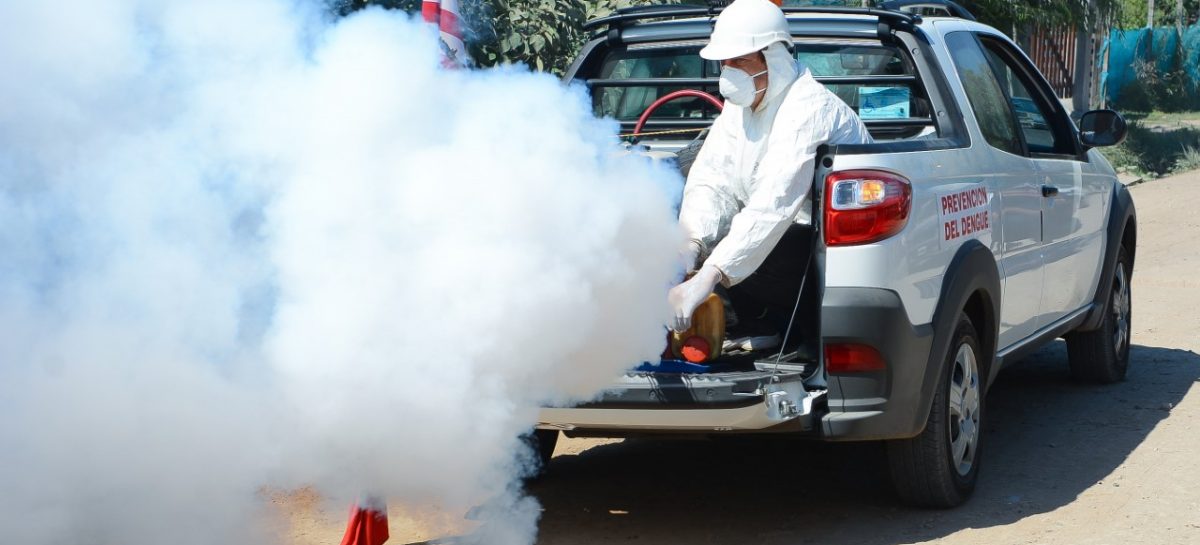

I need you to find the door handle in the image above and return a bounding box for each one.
[1041,185,1060,198]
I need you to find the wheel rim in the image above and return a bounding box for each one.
[1111,265,1131,355]
[948,342,981,477]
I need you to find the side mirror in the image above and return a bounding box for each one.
[1079,109,1128,148]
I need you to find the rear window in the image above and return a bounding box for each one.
[594,47,718,122]
[587,40,932,139]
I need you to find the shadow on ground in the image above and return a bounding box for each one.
[529,343,1200,545]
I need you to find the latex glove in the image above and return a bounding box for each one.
[667,264,723,332]
[679,240,703,276]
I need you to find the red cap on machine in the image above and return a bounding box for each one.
[680,336,712,363]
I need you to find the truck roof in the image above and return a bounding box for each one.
[615,16,884,45]
[583,2,992,46]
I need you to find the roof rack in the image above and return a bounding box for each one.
[607,3,714,18]
[581,4,921,32]
[879,0,976,22]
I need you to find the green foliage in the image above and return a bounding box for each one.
[462,0,688,74]
[1177,145,1200,172]
[1100,121,1200,175]
[1098,134,1143,172]
[335,0,1133,75]
[954,0,1123,32]
[509,0,1098,74]
[1110,29,1200,113]
[1127,57,1197,112]
[1115,0,1200,29]
[799,0,1125,30]
[462,0,592,72]
[336,0,603,73]
[959,1,1077,31]
[338,0,685,74]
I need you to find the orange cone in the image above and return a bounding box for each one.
[339,496,389,545]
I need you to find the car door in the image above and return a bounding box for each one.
[943,31,1044,349]
[976,36,1109,323]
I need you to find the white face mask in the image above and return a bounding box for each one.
[718,66,768,108]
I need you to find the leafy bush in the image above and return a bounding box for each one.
[462,0,689,74]
[1111,28,1200,113]
[1116,0,1200,29]
[332,0,682,74]
[1101,121,1200,176]
[461,0,588,72]
[1128,56,1198,113]
[1176,145,1200,172]
[338,0,1128,76]
[1099,136,1143,172]
[1122,59,1187,113]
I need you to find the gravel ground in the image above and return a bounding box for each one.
[280,170,1200,545]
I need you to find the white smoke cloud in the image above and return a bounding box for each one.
[0,1,683,544]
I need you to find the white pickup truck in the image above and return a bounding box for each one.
[534,0,1137,507]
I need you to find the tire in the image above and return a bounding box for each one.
[887,313,985,508]
[1066,245,1132,384]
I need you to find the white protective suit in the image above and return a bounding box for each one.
[680,42,873,286]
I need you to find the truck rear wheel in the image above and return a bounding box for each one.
[887,313,984,507]
[1066,245,1132,383]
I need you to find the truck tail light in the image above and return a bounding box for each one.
[824,170,912,246]
[825,343,886,373]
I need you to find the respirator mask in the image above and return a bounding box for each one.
[718,67,768,107]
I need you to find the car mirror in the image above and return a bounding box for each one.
[1079,109,1127,148]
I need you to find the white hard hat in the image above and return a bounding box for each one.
[699,0,791,61]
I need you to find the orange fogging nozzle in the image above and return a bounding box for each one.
[680,336,712,363]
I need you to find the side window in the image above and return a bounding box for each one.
[978,38,1075,156]
[794,43,931,127]
[945,32,1022,156]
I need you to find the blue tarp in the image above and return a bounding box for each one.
[1104,26,1198,106]
[1185,26,1200,88]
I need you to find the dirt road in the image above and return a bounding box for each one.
[281,171,1200,544]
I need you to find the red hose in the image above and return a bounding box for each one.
[632,89,724,137]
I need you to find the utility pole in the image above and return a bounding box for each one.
[1148,0,1155,28]
[1178,0,1185,32]
[1073,0,1098,115]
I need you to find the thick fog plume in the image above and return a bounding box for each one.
[0,1,682,544]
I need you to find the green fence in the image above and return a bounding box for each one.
[1103,25,1200,110]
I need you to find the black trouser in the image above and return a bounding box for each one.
[721,224,817,348]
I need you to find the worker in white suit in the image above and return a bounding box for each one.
[668,0,872,348]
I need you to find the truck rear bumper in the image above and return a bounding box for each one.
[538,391,824,432]
[820,287,936,440]
[536,288,938,439]
[536,369,825,433]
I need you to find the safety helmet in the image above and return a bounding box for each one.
[699,0,791,61]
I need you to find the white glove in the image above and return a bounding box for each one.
[667,264,723,332]
[679,240,703,275]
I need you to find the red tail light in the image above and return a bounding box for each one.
[825,343,886,373]
[824,170,912,246]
